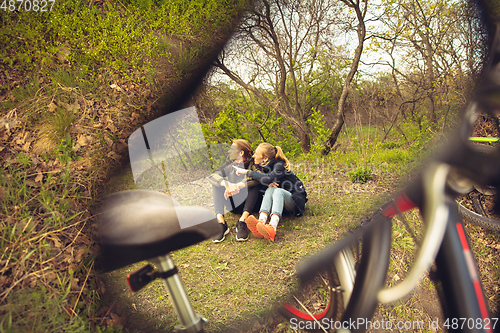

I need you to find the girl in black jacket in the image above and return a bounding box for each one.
[207,139,263,242]
[234,142,307,242]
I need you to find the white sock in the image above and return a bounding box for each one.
[258,212,268,223]
[269,215,280,230]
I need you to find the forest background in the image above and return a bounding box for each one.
[1,0,500,332]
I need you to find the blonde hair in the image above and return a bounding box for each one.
[232,139,253,159]
[257,142,291,171]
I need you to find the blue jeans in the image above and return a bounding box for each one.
[260,187,295,217]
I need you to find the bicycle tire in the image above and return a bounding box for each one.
[456,144,500,231]
[279,249,356,332]
[280,215,392,332]
[458,202,500,232]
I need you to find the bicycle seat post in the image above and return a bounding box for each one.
[151,254,207,333]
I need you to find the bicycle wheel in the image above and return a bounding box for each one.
[458,202,500,231]
[281,214,393,332]
[280,249,356,332]
[456,144,500,231]
[280,214,392,332]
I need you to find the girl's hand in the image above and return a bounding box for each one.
[227,183,240,196]
[233,165,248,175]
[269,182,279,188]
[224,183,241,199]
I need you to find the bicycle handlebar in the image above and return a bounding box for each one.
[378,163,450,303]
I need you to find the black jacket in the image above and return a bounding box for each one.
[248,159,307,216]
[207,158,260,188]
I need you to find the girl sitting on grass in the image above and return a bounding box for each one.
[207,139,263,242]
[233,142,307,242]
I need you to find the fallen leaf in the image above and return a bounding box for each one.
[71,143,81,152]
[107,151,120,160]
[107,123,117,133]
[68,102,80,112]
[110,84,123,92]
[77,135,93,146]
[22,141,30,152]
[0,114,17,135]
[78,234,92,245]
[108,313,125,327]
[48,102,57,112]
[50,236,62,248]
[74,246,86,262]
[104,135,113,146]
[35,172,43,183]
[47,272,58,284]
[25,179,39,188]
[31,156,40,166]
[56,46,70,63]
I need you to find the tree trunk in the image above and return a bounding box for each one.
[322,0,367,155]
[323,112,345,155]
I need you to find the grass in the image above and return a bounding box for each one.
[0,0,250,332]
[99,118,500,333]
[1,1,498,332]
[98,128,426,332]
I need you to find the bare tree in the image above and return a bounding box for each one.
[214,0,344,152]
[322,0,369,154]
[375,0,484,127]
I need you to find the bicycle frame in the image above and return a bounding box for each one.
[297,164,495,333]
[435,199,492,333]
[149,254,207,333]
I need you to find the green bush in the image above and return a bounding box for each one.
[381,141,401,149]
[348,166,373,183]
[374,149,412,164]
[202,101,302,158]
[1,0,244,81]
[306,108,330,155]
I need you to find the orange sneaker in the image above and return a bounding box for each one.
[257,223,276,242]
[245,215,264,238]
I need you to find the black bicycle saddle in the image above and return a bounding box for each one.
[98,190,220,271]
